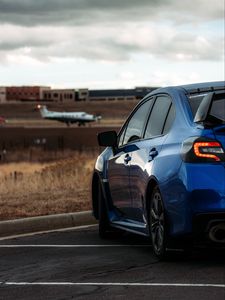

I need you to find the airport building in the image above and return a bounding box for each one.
[77,89,89,101]
[1,86,158,102]
[0,87,6,103]
[6,86,50,102]
[88,87,157,101]
[42,89,75,102]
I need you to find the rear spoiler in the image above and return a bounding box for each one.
[194,92,215,123]
[194,91,224,124]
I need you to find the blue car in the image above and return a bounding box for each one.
[92,81,225,258]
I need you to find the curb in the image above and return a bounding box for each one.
[0,211,97,238]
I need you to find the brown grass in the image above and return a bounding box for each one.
[0,151,98,220]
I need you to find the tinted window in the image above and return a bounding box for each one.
[210,98,225,122]
[188,95,203,115]
[144,96,171,138]
[189,92,225,122]
[122,99,153,145]
[163,104,176,134]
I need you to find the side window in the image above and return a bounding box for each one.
[163,104,175,134]
[144,96,172,139]
[121,99,153,146]
[210,97,225,122]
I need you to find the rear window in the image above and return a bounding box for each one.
[188,92,225,123]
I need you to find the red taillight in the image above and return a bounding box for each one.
[181,137,225,163]
[193,142,223,161]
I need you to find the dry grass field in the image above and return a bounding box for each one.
[0,151,98,220]
[0,100,139,221]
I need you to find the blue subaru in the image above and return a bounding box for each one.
[92,82,225,258]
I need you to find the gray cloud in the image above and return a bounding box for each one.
[0,24,222,63]
[0,0,223,26]
[0,0,223,64]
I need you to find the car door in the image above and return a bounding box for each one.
[129,95,176,222]
[107,99,153,217]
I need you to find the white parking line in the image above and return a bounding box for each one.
[0,244,150,248]
[0,282,224,288]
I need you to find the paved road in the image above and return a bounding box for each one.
[0,225,224,300]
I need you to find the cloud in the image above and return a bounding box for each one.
[0,0,223,26]
[0,23,223,64]
[0,0,223,65]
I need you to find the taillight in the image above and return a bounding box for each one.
[182,137,225,163]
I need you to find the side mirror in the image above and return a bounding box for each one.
[98,131,117,147]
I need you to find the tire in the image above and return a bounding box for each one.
[149,187,169,259]
[98,181,111,239]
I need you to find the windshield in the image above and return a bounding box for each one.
[188,92,225,123]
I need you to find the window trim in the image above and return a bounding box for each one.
[162,103,176,135]
[163,103,172,133]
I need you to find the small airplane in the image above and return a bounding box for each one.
[37,105,102,126]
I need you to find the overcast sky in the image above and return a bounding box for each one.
[0,0,224,89]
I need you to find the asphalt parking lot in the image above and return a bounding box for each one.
[0,225,224,300]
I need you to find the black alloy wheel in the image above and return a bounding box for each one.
[150,187,169,259]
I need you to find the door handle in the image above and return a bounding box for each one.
[149,148,158,161]
[124,154,131,164]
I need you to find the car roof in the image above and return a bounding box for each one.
[151,81,225,96]
[174,81,225,94]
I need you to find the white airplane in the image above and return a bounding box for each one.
[37,105,102,126]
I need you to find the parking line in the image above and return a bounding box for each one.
[1,282,225,288]
[0,244,150,248]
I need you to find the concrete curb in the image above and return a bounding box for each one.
[0,211,97,238]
